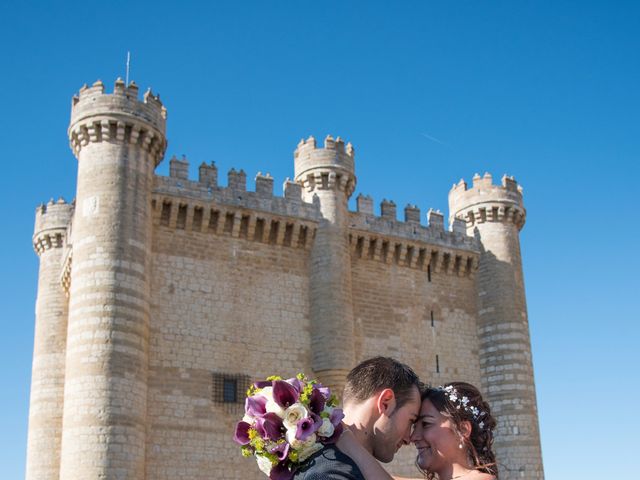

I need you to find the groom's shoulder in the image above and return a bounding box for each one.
[293,444,365,480]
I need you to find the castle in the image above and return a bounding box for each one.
[27,79,544,479]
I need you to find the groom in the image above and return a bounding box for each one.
[294,357,422,479]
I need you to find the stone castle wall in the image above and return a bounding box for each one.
[129,165,485,478]
[27,79,544,480]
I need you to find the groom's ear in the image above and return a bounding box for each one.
[375,388,397,416]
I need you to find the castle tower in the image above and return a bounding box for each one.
[26,199,74,480]
[294,135,357,393]
[59,79,166,479]
[449,173,544,479]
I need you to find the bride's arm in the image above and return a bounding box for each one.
[336,429,422,480]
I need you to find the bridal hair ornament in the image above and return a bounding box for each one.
[438,385,486,430]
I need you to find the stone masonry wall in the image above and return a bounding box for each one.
[146,210,313,480]
[140,178,484,479]
[350,249,482,476]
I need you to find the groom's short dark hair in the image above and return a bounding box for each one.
[343,356,421,409]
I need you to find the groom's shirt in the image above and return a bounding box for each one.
[293,445,365,480]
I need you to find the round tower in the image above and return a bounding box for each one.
[294,135,356,393]
[26,199,74,480]
[59,79,166,479]
[449,173,544,479]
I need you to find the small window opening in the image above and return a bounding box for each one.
[176,204,187,229]
[254,218,265,241]
[268,220,279,244]
[160,201,171,226]
[192,207,203,231]
[239,215,250,239]
[283,223,294,246]
[223,213,235,234]
[208,210,220,232]
[297,225,308,247]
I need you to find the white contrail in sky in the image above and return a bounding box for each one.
[420,132,447,146]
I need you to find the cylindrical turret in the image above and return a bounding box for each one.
[449,173,544,479]
[294,135,356,393]
[26,199,74,480]
[59,79,167,479]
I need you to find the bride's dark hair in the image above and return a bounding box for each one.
[419,382,498,479]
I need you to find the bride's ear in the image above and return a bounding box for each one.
[459,420,472,439]
[375,388,396,416]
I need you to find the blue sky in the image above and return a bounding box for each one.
[1,1,638,478]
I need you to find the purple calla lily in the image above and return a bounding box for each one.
[233,421,251,445]
[254,380,272,389]
[246,394,267,418]
[255,412,284,441]
[270,461,295,480]
[286,377,304,393]
[273,380,299,408]
[296,413,322,441]
[317,386,331,399]
[329,408,344,427]
[269,441,290,461]
[307,388,326,414]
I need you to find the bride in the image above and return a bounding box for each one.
[337,382,498,480]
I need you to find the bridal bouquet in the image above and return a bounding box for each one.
[233,374,344,480]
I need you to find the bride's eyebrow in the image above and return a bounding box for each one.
[418,414,435,420]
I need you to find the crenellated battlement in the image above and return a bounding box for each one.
[449,172,526,230]
[294,135,356,197]
[153,157,322,223]
[345,193,478,277]
[294,134,355,158]
[349,196,478,252]
[349,198,478,276]
[68,79,167,163]
[33,198,74,255]
[152,162,321,250]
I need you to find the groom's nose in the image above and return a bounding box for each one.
[401,428,412,446]
[410,424,421,442]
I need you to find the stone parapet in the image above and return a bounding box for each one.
[33,198,74,255]
[68,79,167,164]
[449,173,526,231]
[153,169,322,222]
[349,205,478,252]
[294,135,356,197]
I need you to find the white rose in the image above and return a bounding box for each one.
[256,454,273,476]
[317,417,334,438]
[298,441,324,461]
[286,429,317,450]
[260,386,285,418]
[283,403,308,431]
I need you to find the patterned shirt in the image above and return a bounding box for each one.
[293,445,365,480]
